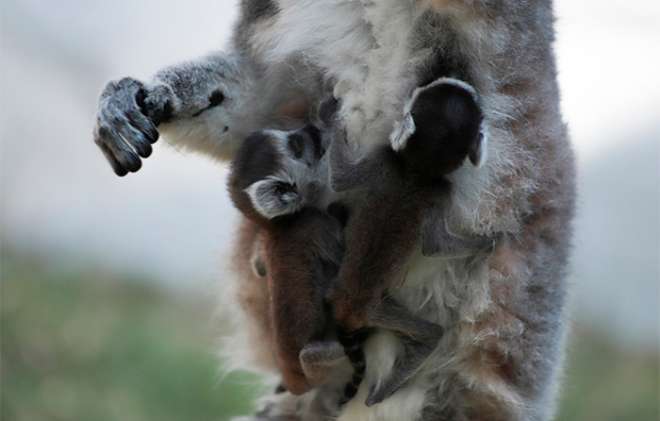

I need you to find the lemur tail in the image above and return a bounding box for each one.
[338,329,368,406]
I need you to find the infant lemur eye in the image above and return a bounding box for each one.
[287,133,306,159]
[286,125,325,163]
[274,181,296,196]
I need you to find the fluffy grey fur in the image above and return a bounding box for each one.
[93,1,575,420]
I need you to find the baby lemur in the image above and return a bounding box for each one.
[227,125,355,398]
[327,78,490,406]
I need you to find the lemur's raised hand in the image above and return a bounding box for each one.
[95,50,324,175]
[328,79,493,405]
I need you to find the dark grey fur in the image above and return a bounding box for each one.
[93,1,575,420]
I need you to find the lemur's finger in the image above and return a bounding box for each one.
[95,139,127,177]
[119,115,153,158]
[126,109,159,144]
[94,123,137,174]
[96,123,142,173]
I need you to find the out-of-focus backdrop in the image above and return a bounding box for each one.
[1,1,658,420]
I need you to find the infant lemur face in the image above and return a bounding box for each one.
[239,125,328,220]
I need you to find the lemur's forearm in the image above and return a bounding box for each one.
[95,50,322,174]
[148,52,244,122]
[156,52,323,160]
[148,51,262,160]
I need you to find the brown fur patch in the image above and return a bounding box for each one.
[231,219,278,372]
[488,239,524,279]
[461,387,513,421]
[275,96,310,121]
[456,304,525,402]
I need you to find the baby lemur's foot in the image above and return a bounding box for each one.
[363,296,445,406]
[365,328,443,406]
[299,340,346,387]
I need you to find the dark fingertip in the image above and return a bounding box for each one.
[98,141,127,177]
[97,125,112,140]
[137,143,153,158]
[127,158,142,173]
[115,167,128,177]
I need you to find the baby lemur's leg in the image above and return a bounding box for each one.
[330,191,422,330]
[363,296,445,406]
[328,127,385,192]
[327,189,446,404]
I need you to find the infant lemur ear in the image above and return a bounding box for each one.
[245,178,302,220]
[391,77,487,169]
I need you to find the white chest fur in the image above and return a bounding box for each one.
[254,0,421,150]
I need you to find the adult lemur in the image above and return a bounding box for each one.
[93,1,575,420]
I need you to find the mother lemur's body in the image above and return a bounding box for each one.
[94,1,575,420]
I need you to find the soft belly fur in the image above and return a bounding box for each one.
[252,0,420,150]
[232,1,575,420]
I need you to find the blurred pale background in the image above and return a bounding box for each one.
[1,1,659,420]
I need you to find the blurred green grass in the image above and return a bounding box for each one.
[1,254,264,421]
[1,253,658,421]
